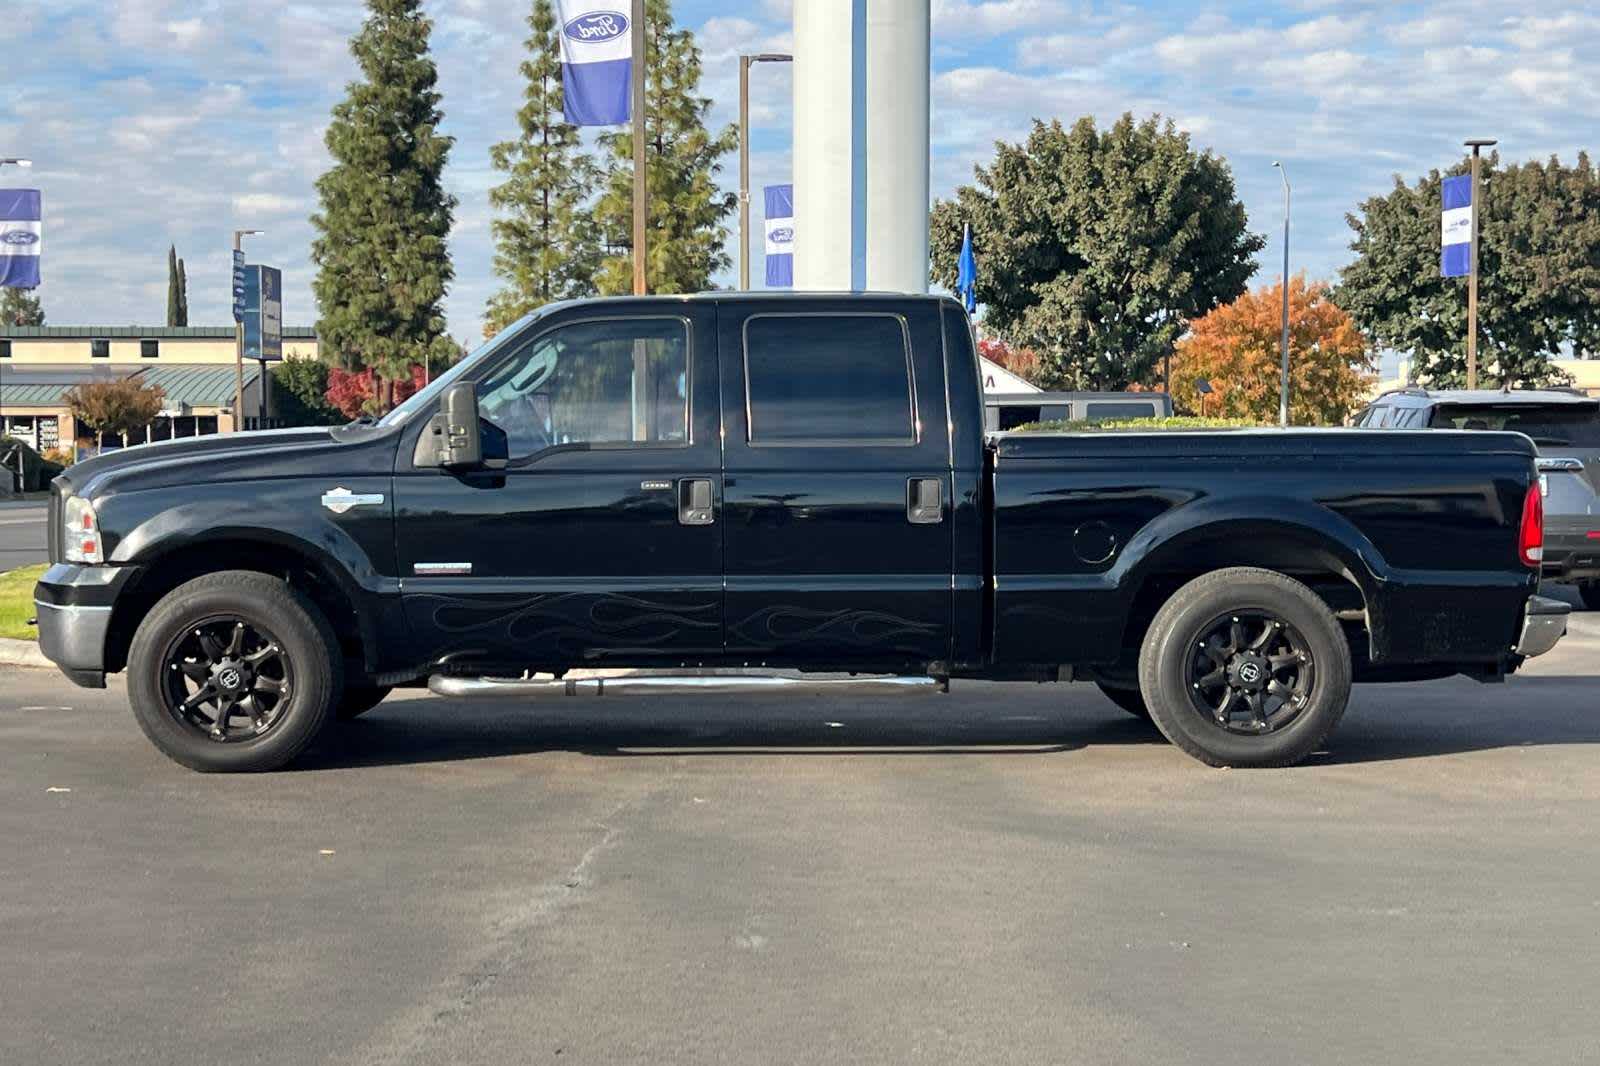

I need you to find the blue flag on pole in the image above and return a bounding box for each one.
[556,2,633,126]
[0,188,42,289]
[956,224,977,312]
[764,184,794,288]
[1441,175,1472,278]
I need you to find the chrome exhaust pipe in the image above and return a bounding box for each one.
[427,673,947,699]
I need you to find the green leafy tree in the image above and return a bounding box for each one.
[1339,153,1600,388]
[311,0,457,410]
[0,287,44,326]
[271,357,344,426]
[593,0,737,295]
[931,114,1263,390]
[484,0,601,338]
[166,245,188,326]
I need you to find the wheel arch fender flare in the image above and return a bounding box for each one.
[1108,496,1392,644]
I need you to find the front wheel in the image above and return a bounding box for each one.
[127,571,343,772]
[1138,567,1351,768]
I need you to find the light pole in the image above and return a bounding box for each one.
[738,52,792,290]
[1272,161,1291,427]
[232,229,262,432]
[0,158,33,478]
[1464,138,1497,390]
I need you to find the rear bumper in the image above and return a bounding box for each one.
[1514,595,1569,659]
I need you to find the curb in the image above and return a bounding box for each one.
[0,636,49,669]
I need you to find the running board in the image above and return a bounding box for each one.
[427,673,947,699]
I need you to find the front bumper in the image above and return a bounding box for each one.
[32,563,140,689]
[1514,594,1570,659]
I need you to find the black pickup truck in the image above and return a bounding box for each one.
[34,293,1568,771]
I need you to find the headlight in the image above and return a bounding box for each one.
[63,496,104,564]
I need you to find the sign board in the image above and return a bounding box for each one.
[241,264,283,360]
[231,250,247,321]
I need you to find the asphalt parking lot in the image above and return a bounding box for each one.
[2,628,1598,1066]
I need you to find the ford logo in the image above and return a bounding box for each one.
[769,227,795,243]
[0,230,38,247]
[564,11,628,43]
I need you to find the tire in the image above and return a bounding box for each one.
[1096,681,1151,721]
[1137,567,1352,768]
[1579,582,1600,611]
[336,684,393,721]
[127,571,344,772]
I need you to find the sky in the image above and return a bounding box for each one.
[3,0,1597,346]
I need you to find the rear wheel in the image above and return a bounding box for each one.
[1096,681,1151,721]
[1578,581,1600,611]
[127,571,343,772]
[1138,567,1351,768]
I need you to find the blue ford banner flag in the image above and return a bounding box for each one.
[764,184,794,288]
[556,2,632,126]
[1441,175,1472,278]
[0,188,43,289]
[956,224,977,312]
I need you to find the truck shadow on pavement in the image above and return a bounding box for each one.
[289,675,1600,771]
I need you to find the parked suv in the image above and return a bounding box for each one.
[1358,388,1600,606]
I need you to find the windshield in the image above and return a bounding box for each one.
[1431,403,1600,446]
[377,310,543,428]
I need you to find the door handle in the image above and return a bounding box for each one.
[678,478,715,526]
[907,477,943,524]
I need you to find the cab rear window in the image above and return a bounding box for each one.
[1431,404,1600,446]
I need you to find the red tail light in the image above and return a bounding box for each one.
[1519,484,1544,568]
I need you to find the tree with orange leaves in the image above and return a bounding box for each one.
[1170,276,1375,425]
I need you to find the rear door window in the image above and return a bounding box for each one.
[744,314,916,445]
[1083,401,1157,421]
[1430,404,1600,446]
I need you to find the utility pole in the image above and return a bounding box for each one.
[630,0,647,296]
[738,53,792,289]
[1464,138,1496,390]
[1272,161,1291,426]
[231,229,262,431]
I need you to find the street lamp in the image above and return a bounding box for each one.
[739,52,792,290]
[1463,137,1497,390]
[232,229,263,432]
[1272,161,1291,427]
[1196,378,1214,419]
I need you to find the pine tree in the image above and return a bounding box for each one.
[483,0,601,338]
[593,0,737,295]
[0,287,45,327]
[311,0,456,407]
[167,245,182,326]
[176,256,188,326]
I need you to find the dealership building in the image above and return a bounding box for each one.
[0,325,319,453]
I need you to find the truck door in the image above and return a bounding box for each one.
[718,298,955,668]
[392,304,723,668]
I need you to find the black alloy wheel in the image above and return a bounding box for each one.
[127,570,342,772]
[1138,567,1352,768]
[1184,611,1314,735]
[160,617,295,741]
